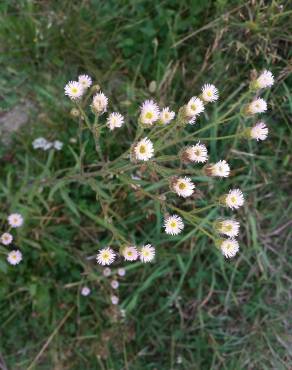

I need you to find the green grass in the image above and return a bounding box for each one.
[0,0,291,369]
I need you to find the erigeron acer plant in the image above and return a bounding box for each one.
[61,70,275,267]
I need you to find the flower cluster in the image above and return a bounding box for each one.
[32,137,63,151]
[1,213,24,266]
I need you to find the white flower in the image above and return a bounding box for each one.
[8,213,23,228]
[207,160,230,178]
[173,177,195,198]
[224,189,244,210]
[43,141,53,151]
[134,137,154,161]
[78,74,92,89]
[111,295,119,305]
[140,244,155,263]
[32,137,48,149]
[216,220,240,238]
[103,267,111,277]
[53,140,63,150]
[96,247,115,266]
[247,98,267,114]
[1,232,13,246]
[81,286,91,296]
[255,70,274,89]
[250,122,269,141]
[122,246,138,261]
[118,268,126,277]
[220,238,239,258]
[201,84,219,102]
[64,81,84,100]
[111,280,119,289]
[185,143,208,163]
[92,92,108,114]
[7,250,22,265]
[186,97,205,121]
[164,215,184,235]
[160,107,175,125]
[106,112,124,130]
[140,99,160,125]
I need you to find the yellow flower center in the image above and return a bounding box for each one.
[102,252,109,260]
[145,112,153,119]
[170,221,177,228]
[191,104,197,111]
[231,196,236,203]
[207,91,212,97]
[223,224,232,232]
[139,145,146,154]
[195,150,201,156]
[71,87,78,94]
[178,182,186,190]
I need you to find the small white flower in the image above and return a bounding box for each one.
[78,74,92,89]
[186,97,205,121]
[224,189,244,210]
[1,232,13,246]
[106,112,124,130]
[81,286,91,296]
[92,92,108,114]
[118,268,126,277]
[8,213,23,228]
[53,140,63,150]
[247,98,267,114]
[134,137,154,161]
[122,246,139,261]
[185,143,208,163]
[111,280,119,289]
[111,295,119,305]
[64,81,84,100]
[201,84,219,102]
[140,99,160,126]
[96,247,115,266]
[216,220,240,238]
[250,122,269,141]
[7,250,22,265]
[159,107,175,125]
[164,215,184,235]
[208,160,230,178]
[255,70,274,89]
[140,244,155,263]
[220,238,239,258]
[43,141,53,151]
[103,267,111,277]
[32,137,48,150]
[173,177,195,198]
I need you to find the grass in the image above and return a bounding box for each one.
[0,0,291,369]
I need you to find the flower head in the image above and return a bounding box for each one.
[172,177,195,198]
[134,137,154,161]
[81,286,91,296]
[247,98,267,115]
[103,267,111,277]
[140,244,155,263]
[1,232,13,246]
[140,99,160,126]
[111,295,119,305]
[201,84,219,103]
[92,92,108,114]
[223,189,244,210]
[8,213,24,228]
[250,122,269,141]
[122,246,138,261]
[185,97,204,122]
[215,220,240,238]
[255,70,274,89]
[32,137,48,150]
[183,143,208,163]
[111,280,119,289]
[118,268,126,277]
[64,81,84,100]
[107,112,124,130]
[206,160,230,178]
[220,238,239,258]
[78,74,92,89]
[7,250,22,265]
[159,107,175,125]
[53,140,63,151]
[96,247,115,266]
[164,215,184,235]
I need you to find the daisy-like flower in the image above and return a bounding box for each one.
[134,137,154,161]
[106,112,124,130]
[185,97,205,122]
[140,244,155,263]
[53,140,63,151]
[32,137,48,150]
[215,220,240,238]
[7,250,22,265]
[103,267,111,277]
[78,74,92,89]
[92,92,108,114]
[122,246,139,261]
[1,232,13,246]
[111,280,119,289]
[247,98,267,115]
[111,295,119,305]
[205,160,230,178]
[183,143,208,163]
[64,81,84,100]
[255,70,274,89]
[172,177,195,198]
[139,99,160,126]
[219,238,239,258]
[96,247,115,266]
[159,107,175,125]
[250,122,269,141]
[8,213,24,228]
[164,215,184,235]
[118,268,126,277]
[201,84,219,103]
[223,189,244,210]
[81,286,91,296]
